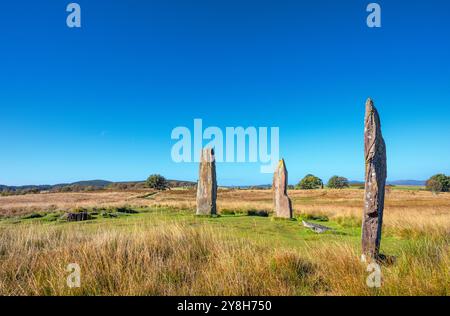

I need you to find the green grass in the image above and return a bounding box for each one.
[390,185,426,191]
[0,207,409,256]
[0,206,447,295]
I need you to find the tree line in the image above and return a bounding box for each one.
[145,173,450,193]
[2,173,448,196]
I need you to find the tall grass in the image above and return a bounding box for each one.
[0,189,448,295]
[0,220,448,296]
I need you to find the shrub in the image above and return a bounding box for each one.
[425,174,449,193]
[426,179,443,195]
[247,210,269,217]
[146,174,169,190]
[116,206,139,214]
[327,176,349,189]
[297,174,323,190]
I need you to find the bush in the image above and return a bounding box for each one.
[146,174,169,190]
[247,210,269,217]
[426,179,443,194]
[116,206,139,214]
[426,174,449,193]
[297,174,323,190]
[327,176,349,189]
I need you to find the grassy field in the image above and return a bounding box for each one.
[0,188,448,296]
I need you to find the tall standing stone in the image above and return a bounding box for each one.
[362,98,387,261]
[273,159,293,219]
[196,148,217,215]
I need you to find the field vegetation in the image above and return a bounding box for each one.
[0,188,448,295]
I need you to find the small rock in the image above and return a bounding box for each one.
[247,210,269,217]
[66,212,90,222]
[302,220,332,234]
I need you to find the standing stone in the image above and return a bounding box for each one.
[273,159,293,219]
[196,148,217,215]
[362,98,387,261]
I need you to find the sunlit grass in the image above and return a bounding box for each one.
[0,189,448,296]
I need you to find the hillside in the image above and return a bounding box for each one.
[0,179,196,194]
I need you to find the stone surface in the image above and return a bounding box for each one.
[67,212,90,221]
[302,220,333,234]
[196,148,217,215]
[247,210,269,217]
[361,98,387,261]
[273,159,293,219]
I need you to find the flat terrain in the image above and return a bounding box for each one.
[0,188,448,295]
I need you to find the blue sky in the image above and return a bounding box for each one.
[1,0,449,186]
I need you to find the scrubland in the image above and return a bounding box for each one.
[0,188,448,295]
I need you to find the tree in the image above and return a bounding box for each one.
[146,174,169,190]
[297,174,323,190]
[426,179,443,195]
[426,174,450,193]
[327,176,349,189]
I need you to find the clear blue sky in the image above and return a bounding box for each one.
[1,0,449,186]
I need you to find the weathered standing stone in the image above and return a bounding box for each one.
[362,98,387,261]
[196,148,217,215]
[273,159,293,219]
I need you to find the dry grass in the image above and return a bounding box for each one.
[0,191,140,217]
[0,221,447,296]
[0,188,449,296]
[1,188,449,238]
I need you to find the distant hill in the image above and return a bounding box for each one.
[0,184,53,191]
[350,180,425,186]
[111,179,196,188]
[387,180,426,186]
[226,184,272,189]
[69,180,113,187]
[1,178,426,194]
[0,178,196,193]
